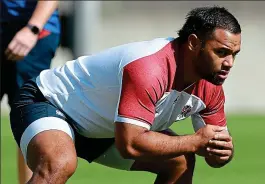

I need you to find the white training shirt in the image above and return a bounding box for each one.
[36,37,227,138]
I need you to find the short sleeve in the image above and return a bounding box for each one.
[114,57,167,130]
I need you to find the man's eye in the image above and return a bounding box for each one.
[215,50,228,57]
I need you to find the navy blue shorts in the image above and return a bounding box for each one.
[1,21,60,106]
[10,78,115,164]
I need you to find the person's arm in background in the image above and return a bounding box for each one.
[5,1,59,61]
[27,0,59,31]
[6,2,60,183]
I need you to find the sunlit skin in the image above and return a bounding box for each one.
[194,28,241,85]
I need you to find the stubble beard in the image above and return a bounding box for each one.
[194,51,225,86]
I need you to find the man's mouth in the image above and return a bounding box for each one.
[217,70,229,79]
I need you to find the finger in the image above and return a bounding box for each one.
[5,43,15,58]
[7,51,17,61]
[8,39,17,51]
[207,147,232,156]
[208,153,230,162]
[6,40,18,60]
[218,156,230,161]
[214,133,232,141]
[209,154,230,162]
[208,140,233,149]
[8,44,21,61]
[212,126,226,132]
[5,48,12,57]
[16,46,27,60]
[12,45,24,61]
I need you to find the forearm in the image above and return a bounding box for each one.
[117,130,197,161]
[28,0,59,30]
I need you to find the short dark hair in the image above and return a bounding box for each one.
[178,6,241,43]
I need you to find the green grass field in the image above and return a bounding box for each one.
[1,114,264,184]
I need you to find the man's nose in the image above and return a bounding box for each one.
[223,55,234,69]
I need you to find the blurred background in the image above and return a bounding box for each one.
[1,1,265,184]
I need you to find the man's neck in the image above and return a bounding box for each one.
[174,40,201,91]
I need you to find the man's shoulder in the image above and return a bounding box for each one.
[122,39,175,86]
[120,37,174,66]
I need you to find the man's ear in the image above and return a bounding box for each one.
[187,34,201,52]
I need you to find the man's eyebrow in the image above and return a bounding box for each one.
[215,39,238,50]
[214,41,241,53]
[214,47,241,56]
[214,47,233,52]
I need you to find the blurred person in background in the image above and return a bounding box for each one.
[1,0,60,183]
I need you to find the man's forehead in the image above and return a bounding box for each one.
[211,28,241,49]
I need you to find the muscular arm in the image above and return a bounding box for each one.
[28,1,59,30]
[115,59,199,161]
[115,123,198,161]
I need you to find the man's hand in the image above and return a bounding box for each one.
[5,26,38,61]
[193,125,226,157]
[205,130,234,168]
